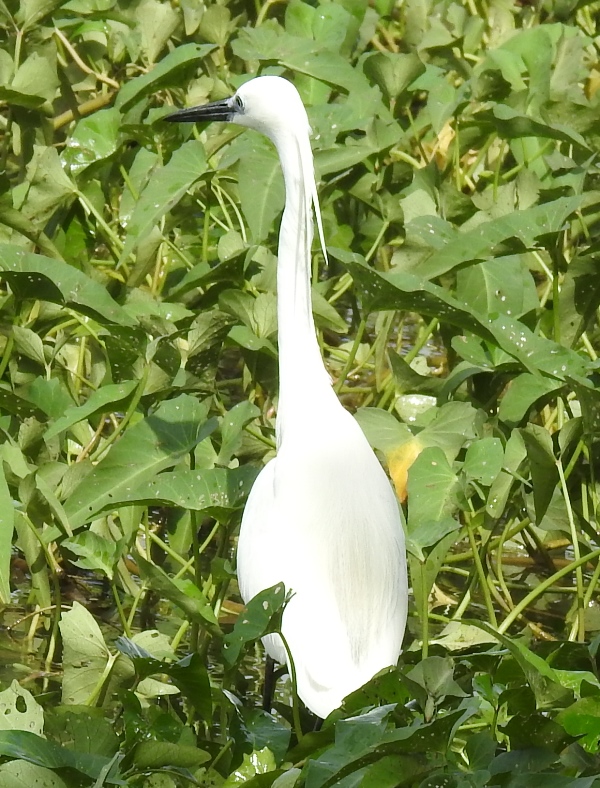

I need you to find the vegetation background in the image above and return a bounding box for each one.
[0,0,599,783]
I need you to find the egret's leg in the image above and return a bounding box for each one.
[262,655,276,711]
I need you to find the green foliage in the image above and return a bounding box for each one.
[1,0,600,783]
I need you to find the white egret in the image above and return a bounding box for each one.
[167,76,408,719]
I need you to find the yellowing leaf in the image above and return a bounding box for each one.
[387,437,424,502]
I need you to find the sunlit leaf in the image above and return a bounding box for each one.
[116,43,216,111]
[464,437,504,486]
[0,245,135,326]
[120,140,207,265]
[45,381,138,440]
[61,395,216,533]
[223,584,287,666]
[0,760,69,788]
[0,682,44,735]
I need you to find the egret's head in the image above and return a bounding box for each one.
[165,76,310,142]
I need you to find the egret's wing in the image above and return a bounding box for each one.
[237,458,287,665]
[273,409,408,717]
[237,410,408,719]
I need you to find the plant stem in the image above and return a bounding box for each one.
[189,451,202,655]
[91,365,149,462]
[498,548,600,634]
[466,516,498,628]
[334,316,367,394]
[279,630,303,741]
[557,458,585,641]
[421,561,429,659]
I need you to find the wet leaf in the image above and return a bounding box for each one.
[463,437,504,486]
[223,584,287,666]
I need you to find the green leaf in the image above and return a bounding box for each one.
[135,0,180,63]
[363,51,425,100]
[487,430,527,519]
[558,253,600,347]
[62,532,118,578]
[416,196,584,280]
[237,137,285,243]
[311,288,348,333]
[0,245,135,326]
[242,708,292,768]
[50,708,119,758]
[0,681,44,735]
[0,760,69,788]
[133,741,210,769]
[388,349,444,395]
[120,140,208,265]
[498,373,562,427]
[3,51,59,104]
[116,641,212,721]
[0,730,120,783]
[36,474,73,537]
[418,401,482,459]
[112,465,257,517]
[12,326,46,367]
[407,657,467,702]
[520,424,560,524]
[228,325,278,357]
[14,512,51,610]
[24,378,73,420]
[63,108,122,174]
[456,256,539,319]
[470,622,576,709]
[232,28,373,94]
[136,554,221,635]
[61,395,216,532]
[198,4,232,46]
[59,601,133,707]
[45,381,138,440]
[223,584,287,666]
[473,103,590,150]
[218,401,261,465]
[354,407,413,454]
[16,0,64,27]
[336,250,507,346]
[0,85,46,109]
[557,698,600,751]
[463,437,504,486]
[406,447,460,553]
[223,748,277,787]
[116,43,216,111]
[14,147,75,227]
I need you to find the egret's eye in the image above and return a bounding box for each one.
[234,95,244,111]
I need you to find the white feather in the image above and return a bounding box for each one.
[232,76,408,718]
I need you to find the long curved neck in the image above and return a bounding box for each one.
[272,133,334,444]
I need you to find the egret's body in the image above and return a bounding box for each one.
[168,77,407,719]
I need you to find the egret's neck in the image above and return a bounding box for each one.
[273,133,334,442]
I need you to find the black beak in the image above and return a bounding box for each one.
[164,98,233,124]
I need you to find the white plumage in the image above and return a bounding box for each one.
[168,76,408,719]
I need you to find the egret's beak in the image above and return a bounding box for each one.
[164,98,233,124]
